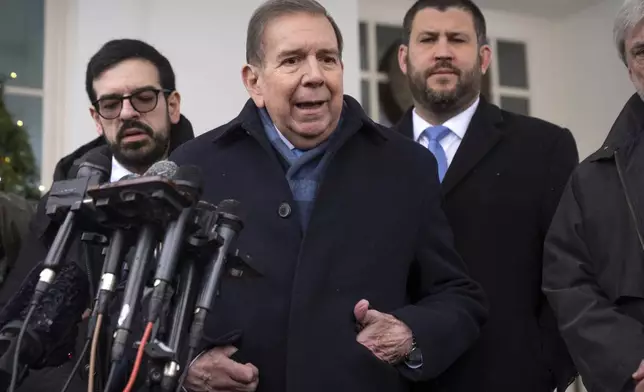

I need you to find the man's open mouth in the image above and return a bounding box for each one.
[295,100,325,109]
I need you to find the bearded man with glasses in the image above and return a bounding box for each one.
[0,39,194,392]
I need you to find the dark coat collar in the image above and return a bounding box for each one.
[209,94,388,145]
[588,93,644,162]
[394,96,505,195]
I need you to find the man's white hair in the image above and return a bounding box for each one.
[615,0,644,64]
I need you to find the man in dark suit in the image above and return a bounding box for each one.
[169,0,487,391]
[392,1,579,391]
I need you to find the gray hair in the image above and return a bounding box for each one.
[614,0,644,64]
[246,0,344,66]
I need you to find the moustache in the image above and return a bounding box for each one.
[117,121,154,142]
[426,62,461,78]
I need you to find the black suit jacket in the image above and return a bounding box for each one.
[393,98,578,392]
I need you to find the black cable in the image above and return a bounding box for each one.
[83,243,103,389]
[174,347,194,392]
[59,338,90,392]
[103,364,117,392]
[83,244,96,310]
[8,304,36,392]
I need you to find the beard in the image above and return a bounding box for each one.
[104,118,171,171]
[406,57,482,116]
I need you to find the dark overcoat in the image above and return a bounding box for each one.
[544,94,644,392]
[169,95,487,392]
[393,97,579,392]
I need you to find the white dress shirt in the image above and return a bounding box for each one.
[412,96,480,167]
[110,157,134,183]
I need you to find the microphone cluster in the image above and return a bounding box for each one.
[0,153,247,392]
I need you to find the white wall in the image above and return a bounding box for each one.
[554,0,635,159]
[42,0,359,185]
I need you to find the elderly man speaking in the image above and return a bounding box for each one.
[170,1,487,391]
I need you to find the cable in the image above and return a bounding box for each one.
[8,304,36,392]
[88,313,103,392]
[174,347,194,392]
[59,339,90,392]
[123,322,153,392]
[84,243,101,392]
[103,364,117,392]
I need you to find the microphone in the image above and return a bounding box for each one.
[110,161,178,364]
[147,165,203,324]
[1,150,110,391]
[35,151,111,302]
[188,200,244,352]
[90,173,141,314]
[0,260,91,391]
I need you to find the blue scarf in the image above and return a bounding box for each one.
[259,108,341,228]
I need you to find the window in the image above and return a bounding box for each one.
[358,21,530,122]
[492,39,530,115]
[0,0,45,185]
[359,21,407,126]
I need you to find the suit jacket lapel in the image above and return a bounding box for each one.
[397,109,414,139]
[394,99,505,196]
[442,99,504,195]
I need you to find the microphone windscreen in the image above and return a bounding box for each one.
[173,165,203,195]
[73,150,112,181]
[217,199,242,217]
[143,160,178,178]
[119,173,140,181]
[0,261,89,368]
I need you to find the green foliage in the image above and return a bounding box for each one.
[0,77,40,200]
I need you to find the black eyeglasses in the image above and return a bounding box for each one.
[93,88,172,119]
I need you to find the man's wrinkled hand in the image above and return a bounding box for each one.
[353,299,413,364]
[634,360,644,391]
[185,346,259,392]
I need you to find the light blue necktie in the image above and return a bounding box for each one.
[423,125,451,182]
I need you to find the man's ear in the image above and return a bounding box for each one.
[479,44,492,75]
[242,64,265,108]
[398,44,409,75]
[89,106,104,136]
[167,91,182,124]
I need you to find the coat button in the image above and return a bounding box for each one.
[278,202,292,218]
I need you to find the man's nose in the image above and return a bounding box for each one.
[301,58,325,86]
[434,37,454,60]
[119,99,140,120]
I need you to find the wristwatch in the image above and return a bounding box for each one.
[404,337,423,369]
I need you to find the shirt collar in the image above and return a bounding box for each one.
[412,96,480,142]
[110,156,134,183]
[275,124,295,150]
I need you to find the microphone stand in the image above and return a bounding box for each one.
[143,258,199,392]
[143,206,217,392]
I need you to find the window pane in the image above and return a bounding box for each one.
[0,0,45,89]
[497,40,528,89]
[3,94,43,183]
[500,96,530,116]
[379,81,410,126]
[376,25,403,73]
[359,22,368,71]
[361,79,371,116]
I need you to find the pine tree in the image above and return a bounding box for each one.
[0,75,40,200]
